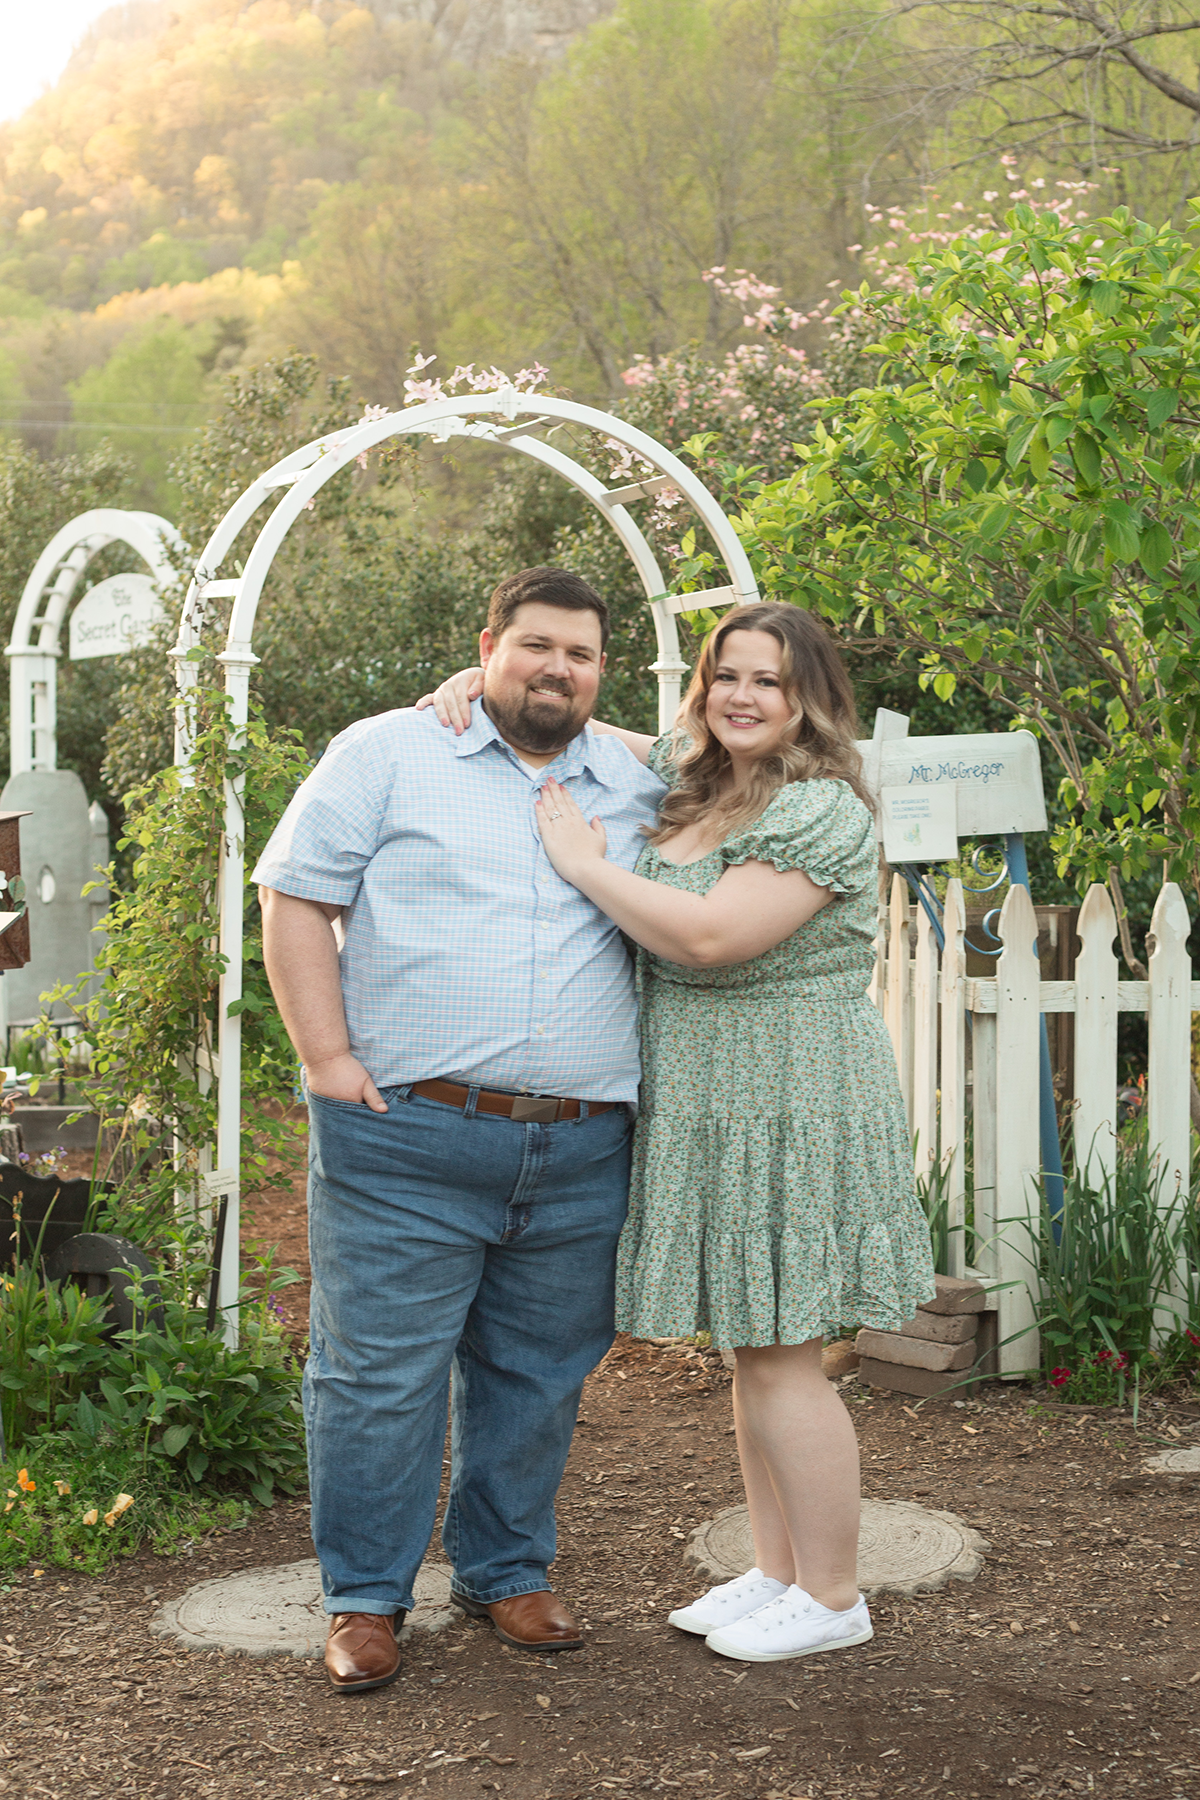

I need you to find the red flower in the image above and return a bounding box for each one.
[1050,1367,1072,1388]
[1186,1328,1200,1349]
[1095,1349,1113,1362]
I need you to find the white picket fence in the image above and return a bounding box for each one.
[871,876,1197,1375]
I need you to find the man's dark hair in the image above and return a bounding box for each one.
[486,566,610,649]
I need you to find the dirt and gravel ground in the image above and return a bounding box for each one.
[3,1174,1199,1799]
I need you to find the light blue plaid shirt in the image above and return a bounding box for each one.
[253,702,666,1101]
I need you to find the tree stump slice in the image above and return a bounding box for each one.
[151,1559,455,1659]
[684,1501,988,1599]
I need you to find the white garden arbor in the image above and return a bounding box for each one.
[4,509,181,1032]
[9,508,180,777]
[172,389,759,1340]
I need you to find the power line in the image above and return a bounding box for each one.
[0,418,203,432]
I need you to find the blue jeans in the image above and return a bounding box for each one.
[304,1086,632,1617]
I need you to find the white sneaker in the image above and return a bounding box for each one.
[667,1568,787,1636]
[704,1585,873,1662]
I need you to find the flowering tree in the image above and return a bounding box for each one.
[723,199,1200,1031]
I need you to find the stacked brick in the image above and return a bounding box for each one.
[855,1274,994,1397]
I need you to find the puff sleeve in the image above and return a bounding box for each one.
[647,731,687,783]
[720,779,877,896]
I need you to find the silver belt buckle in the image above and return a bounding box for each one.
[511,1094,561,1122]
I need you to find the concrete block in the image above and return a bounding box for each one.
[857,1356,978,1399]
[900,1310,977,1346]
[918,1273,987,1316]
[821,1338,860,1379]
[855,1329,975,1373]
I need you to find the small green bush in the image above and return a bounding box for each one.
[1035,1132,1199,1403]
[64,1298,306,1504]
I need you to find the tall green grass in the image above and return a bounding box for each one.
[1032,1133,1199,1406]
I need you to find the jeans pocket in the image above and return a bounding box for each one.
[307,1090,372,1112]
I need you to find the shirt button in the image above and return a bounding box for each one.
[539,922,549,930]
[535,1026,545,1036]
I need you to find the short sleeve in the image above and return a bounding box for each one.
[250,716,391,905]
[647,732,685,783]
[721,779,877,895]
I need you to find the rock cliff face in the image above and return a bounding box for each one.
[370,0,616,63]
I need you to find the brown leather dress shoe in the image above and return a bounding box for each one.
[451,1589,583,1651]
[324,1610,406,1692]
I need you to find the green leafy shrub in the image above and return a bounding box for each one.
[1034,1134,1197,1400]
[0,1258,110,1452]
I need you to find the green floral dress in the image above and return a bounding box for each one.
[614,744,936,1350]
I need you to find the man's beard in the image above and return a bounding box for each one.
[484,680,590,755]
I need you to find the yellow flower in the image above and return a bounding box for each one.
[3,1502,11,1514]
[82,1508,99,1526]
[15,1469,34,1493]
[32,1569,43,1578]
[103,1492,134,1527]
[5,1489,15,1499]
[53,1480,70,1496]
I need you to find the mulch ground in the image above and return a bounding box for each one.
[2,1178,1199,1799]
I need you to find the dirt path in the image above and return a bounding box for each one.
[1,1325,1199,1800]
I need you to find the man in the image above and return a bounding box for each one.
[255,566,665,1693]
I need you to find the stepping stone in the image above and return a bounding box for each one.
[685,1501,988,1599]
[151,1559,456,1660]
[1144,1445,1200,1474]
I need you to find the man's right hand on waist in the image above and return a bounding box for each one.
[305,1053,389,1113]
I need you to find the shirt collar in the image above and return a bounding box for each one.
[454,701,614,786]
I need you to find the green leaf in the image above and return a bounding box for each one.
[162,1422,194,1456]
[1087,280,1125,317]
[963,458,987,493]
[1102,502,1141,563]
[978,501,1013,541]
[1072,433,1103,487]
[1138,521,1174,577]
[186,1446,211,1482]
[933,671,956,701]
[1146,389,1178,432]
[1028,435,1052,482]
[1046,416,1074,451]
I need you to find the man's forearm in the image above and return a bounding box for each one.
[260,888,350,1070]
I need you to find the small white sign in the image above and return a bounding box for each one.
[881,786,959,863]
[68,573,165,660]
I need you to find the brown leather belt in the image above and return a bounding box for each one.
[412,1078,617,1123]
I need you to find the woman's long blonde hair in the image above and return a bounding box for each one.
[648,602,870,846]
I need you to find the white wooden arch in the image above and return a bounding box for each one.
[7,509,181,777]
[173,389,759,1341]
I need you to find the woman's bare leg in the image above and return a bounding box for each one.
[732,1339,861,1613]
[732,1375,795,1586]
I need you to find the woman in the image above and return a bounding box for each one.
[421,602,935,1663]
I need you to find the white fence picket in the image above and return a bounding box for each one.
[912,899,939,1177]
[868,873,1195,1379]
[940,879,967,1281]
[1148,883,1193,1329]
[1073,883,1119,1184]
[993,883,1042,1375]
